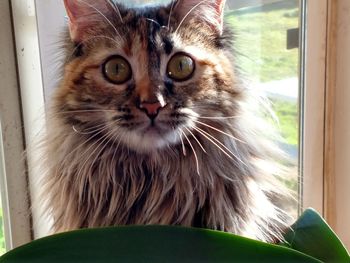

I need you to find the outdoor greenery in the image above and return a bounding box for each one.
[226,1,300,211]
[226,2,299,83]
[226,1,299,147]
[0,209,5,255]
[271,98,298,146]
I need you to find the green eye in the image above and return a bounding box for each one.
[167,53,195,81]
[103,56,132,84]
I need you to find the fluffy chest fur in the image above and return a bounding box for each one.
[44,120,284,242]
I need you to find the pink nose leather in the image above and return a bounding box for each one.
[140,102,163,116]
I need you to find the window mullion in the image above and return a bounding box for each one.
[302,0,328,213]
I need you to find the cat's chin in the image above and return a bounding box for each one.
[121,126,180,154]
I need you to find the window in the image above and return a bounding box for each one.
[1,0,349,252]
[0,138,6,255]
[0,0,32,255]
[226,0,301,218]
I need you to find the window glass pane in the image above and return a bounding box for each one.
[0,200,5,255]
[0,128,7,255]
[225,0,300,217]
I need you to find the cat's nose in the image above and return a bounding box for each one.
[139,101,165,119]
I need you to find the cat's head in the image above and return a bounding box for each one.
[56,0,241,153]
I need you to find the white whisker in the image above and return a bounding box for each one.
[193,126,234,161]
[78,0,122,38]
[86,127,117,188]
[75,125,118,201]
[179,107,242,120]
[67,120,119,175]
[58,109,117,114]
[106,0,124,23]
[193,126,247,167]
[196,115,240,120]
[174,0,208,34]
[181,130,200,175]
[110,132,123,168]
[146,18,161,27]
[193,119,246,144]
[184,127,207,154]
[58,122,114,176]
[72,122,108,135]
[167,0,176,30]
[178,131,187,156]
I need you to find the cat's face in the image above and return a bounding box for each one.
[58,0,238,153]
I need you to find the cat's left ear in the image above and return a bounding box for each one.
[174,0,226,34]
[64,0,113,42]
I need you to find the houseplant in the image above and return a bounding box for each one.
[0,209,348,262]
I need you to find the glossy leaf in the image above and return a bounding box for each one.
[0,225,320,263]
[282,208,349,263]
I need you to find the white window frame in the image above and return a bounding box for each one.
[1,0,348,250]
[10,0,48,239]
[0,0,32,250]
[301,0,327,213]
[302,0,350,249]
[327,0,350,248]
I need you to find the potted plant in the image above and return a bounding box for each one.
[0,209,348,262]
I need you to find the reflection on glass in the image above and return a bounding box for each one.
[226,0,300,216]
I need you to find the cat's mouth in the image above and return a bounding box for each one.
[114,109,191,152]
[143,125,160,134]
[141,121,169,137]
[119,119,180,152]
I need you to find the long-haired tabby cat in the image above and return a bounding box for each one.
[40,0,292,242]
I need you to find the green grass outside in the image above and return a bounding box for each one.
[226,2,300,207]
[271,99,299,146]
[226,1,299,146]
[0,208,5,255]
[225,2,299,83]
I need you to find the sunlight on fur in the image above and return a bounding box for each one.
[36,0,295,243]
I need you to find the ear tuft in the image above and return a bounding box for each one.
[174,0,226,34]
[63,0,112,42]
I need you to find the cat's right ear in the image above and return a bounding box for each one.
[64,0,112,42]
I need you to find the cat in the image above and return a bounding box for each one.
[39,0,292,243]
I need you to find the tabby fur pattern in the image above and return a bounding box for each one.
[39,0,292,242]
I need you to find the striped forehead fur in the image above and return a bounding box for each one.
[37,0,294,243]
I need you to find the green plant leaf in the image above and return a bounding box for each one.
[282,208,350,263]
[0,225,320,263]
